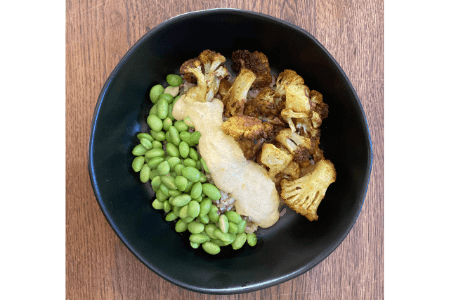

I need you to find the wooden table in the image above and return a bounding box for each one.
[66,0,383,299]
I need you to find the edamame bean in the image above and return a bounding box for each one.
[179,141,190,158]
[202,242,221,255]
[175,176,188,191]
[237,219,247,234]
[152,199,164,210]
[208,206,219,223]
[247,233,257,247]
[189,233,210,244]
[190,242,200,249]
[162,118,173,131]
[180,131,191,144]
[150,84,164,103]
[192,196,202,202]
[145,148,165,160]
[214,229,234,244]
[147,157,165,168]
[157,161,170,176]
[225,211,242,224]
[167,157,181,170]
[199,173,207,183]
[228,222,238,234]
[200,158,209,173]
[166,143,180,157]
[158,93,174,104]
[150,130,166,141]
[163,200,171,213]
[152,140,163,149]
[183,158,197,168]
[184,181,194,193]
[159,183,170,196]
[172,194,191,207]
[211,239,227,247]
[137,132,154,142]
[189,148,199,161]
[199,198,212,217]
[184,117,194,127]
[182,216,195,223]
[187,221,204,234]
[232,233,247,250]
[202,183,221,201]
[149,105,158,116]
[165,131,172,143]
[168,189,182,197]
[172,206,181,217]
[195,160,202,170]
[174,120,189,132]
[181,166,201,182]
[166,74,183,87]
[168,126,181,146]
[168,104,174,121]
[132,144,148,156]
[139,164,150,183]
[148,169,159,180]
[157,98,169,119]
[161,176,177,190]
[147,114,163,131]
[151,176,161,191]
[165,211,177,221]
[164,86,179,98]
[190,131,201,145]
[132,156,145,172]
[140,138,152,150]
[179,205,189,219]
[219,214,229,233]
[205,224,218,239]
[156,189,169,201]
[175,219,188,233]
[174,163,185,176]
[187,201,200,218]
[198,214,209,224]
[173,95,181,105]
[190,182,202,199]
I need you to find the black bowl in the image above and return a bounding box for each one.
[88,9,372,294]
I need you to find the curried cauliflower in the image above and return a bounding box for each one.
[274,69,305,98]
[275,128,317,165]
[282,161,301,180]
[244,87,279,118]
[221,115,267,140]
[286,84,310,113]
[280,160,336,221]
[280,109,309,132]
[309,90,329,129]
[222,68,256,117]
[180,50,229,102]
[231,50,272,89]
[260,143,293,179]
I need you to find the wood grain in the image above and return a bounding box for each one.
[66,0,384,299]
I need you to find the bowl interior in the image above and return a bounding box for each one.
[89,9,372,294]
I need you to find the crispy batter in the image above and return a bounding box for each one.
[231,50,272,89]
[221,116,266,140]
[281,160,336,221]
[222,69,256,117]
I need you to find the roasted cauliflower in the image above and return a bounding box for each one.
[274,69,305,98]
[243,87,279,118]
[280,160,336,221]
[231,50,272,89]
[221,115,267,140]
[222,68,256,117]
[260,143,293,179]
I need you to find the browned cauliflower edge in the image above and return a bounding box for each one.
[231,50,272,89]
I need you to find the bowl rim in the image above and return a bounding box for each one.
[88,8,373,295]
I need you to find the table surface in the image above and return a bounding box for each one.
[66,0,384,299]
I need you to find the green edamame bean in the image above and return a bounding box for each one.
[159,183,170,196]
[184,181,194,193]
[202,242,221,255]
[173,95,181,105]
[182,216,195,223]
[140,138,152,150]
[132,144,148,156]
[208,206,219,223]
[172,206,181,217]
[152,199,164,210]
[174,120,189,132]
[151,176,161,191]
[179,141,190,158]
[175,219,188,233]
[187,201,200,218]
[158,93,174,104]
[147,114,163,131]
[179,205,189,219]
[187,221,204,234]
[192,196,202,202]
[232,233,247,250]
[190,131,201,145]
[200,158,209,173]
[214,229,234,244]
[179,131,191,144]
[198,214,209,224]
[150,84,164,103]
[167,157,181,170]
[168,189,182,197]
[227,233,236,246]
[165,211,177,222]
[150,130,166,141]
[147,157,165,168]
[202,183,221,201]
[166,74,183,87]
[165,131,172,143]
[184,117,194,127]
[205,224,218,239]
[199,173,207,183]
[163,200,171,213]
[237,219,247,234]
[168,104,174,121]
[145,148,165,160]
[132,156,145,172]
[183,158,197,168]
[152,140,163,149]
[189,148,199,161]
[157,98,169,119]
[157,161,170,176]
[247,233,257,247]
[219,214,229,233]
[181,166,201,182]
[228,222,238,234]
[199,198,212,217]
[139,164,150,183]
[225,211,242,224]
[189,233,210,244]
[172,194,191,207]
[211,239,227,247]
[190,241,200,249]
[156,189,169,201]
[166,143,180,157]
[161,176,177,190]
[175,176,188,191]
[195,160,202,170]
[162,118,173,131]
[168,126,181,146]
[174,163,185,176]
[190,182,202,199]
[149,169,159,180]
[137,132,154,142]
[149,105,158,116]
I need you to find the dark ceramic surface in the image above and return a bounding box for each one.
[88,9,372,294]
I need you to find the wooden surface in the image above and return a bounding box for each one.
[66,0,384,299]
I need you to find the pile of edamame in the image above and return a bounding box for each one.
[131,73,257,255]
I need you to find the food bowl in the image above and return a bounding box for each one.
[88,9,372,294]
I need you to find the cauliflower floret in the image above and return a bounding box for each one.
[274,69,305,97]
[180,50,229,102]
[295,117,321,138]
[217,79,232,100]
[260,143,293,179]
[276,128,317,164]
[237,138,265,160]
[243,87,279,118]
[222,68,256,117]
[286,84,310,113]
[280,109,309,132]
[280,160,336,221]
[221,115,266,140]
[309,90,329,128]
[231,50,272,89]
[282,161,301,179]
